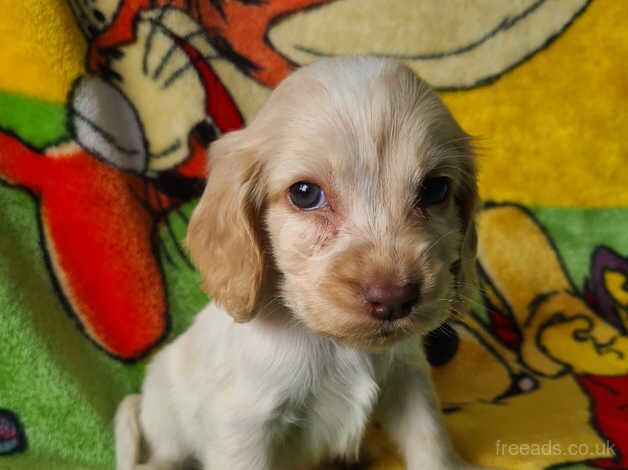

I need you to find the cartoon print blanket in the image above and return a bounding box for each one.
[0,1,626,469]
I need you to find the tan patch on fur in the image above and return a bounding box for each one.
[186,131,265,322]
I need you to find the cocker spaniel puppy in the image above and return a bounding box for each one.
[115,56,485,470]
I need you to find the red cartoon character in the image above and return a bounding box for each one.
[0,10,243,359]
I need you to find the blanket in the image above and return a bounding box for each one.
[0,1,626,468]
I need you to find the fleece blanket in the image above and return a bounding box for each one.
[0,1,626,469]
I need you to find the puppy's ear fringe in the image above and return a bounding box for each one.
[185,131,265,322]
[453,141,479,316]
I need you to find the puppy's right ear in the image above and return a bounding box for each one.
[186,130,265,322]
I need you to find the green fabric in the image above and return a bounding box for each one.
[0,177,204,469]
[0,94,205,465]
[534,208,628,287]
[0,92,68,148]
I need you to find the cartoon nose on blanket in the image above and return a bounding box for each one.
[365,283,420,321]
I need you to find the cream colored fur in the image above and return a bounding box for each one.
[115,56,490,470]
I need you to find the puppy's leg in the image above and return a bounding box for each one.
[115,394,143,470]
[115,394,181,470]
[377,356,491,470]
[137,377,188,470]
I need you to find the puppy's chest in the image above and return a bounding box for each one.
[274,353,382,461]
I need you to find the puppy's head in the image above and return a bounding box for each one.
[187,57,477,348]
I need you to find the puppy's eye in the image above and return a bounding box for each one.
[289,182,326,210]
[418,177,451,207]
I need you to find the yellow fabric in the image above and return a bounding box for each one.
[0,0,85,103]
[441,0,628,208]
[0,1,626,206]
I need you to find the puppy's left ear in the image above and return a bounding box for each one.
[453,166,479,313]
[186,130,265,322]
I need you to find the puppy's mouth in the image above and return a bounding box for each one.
[343,320,416,350]
[371,317,415,340]
[356,293,457,345]
[322,307,422,350]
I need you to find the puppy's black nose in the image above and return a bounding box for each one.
[365,283,420,321]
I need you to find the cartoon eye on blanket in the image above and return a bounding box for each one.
[69,8,241,178]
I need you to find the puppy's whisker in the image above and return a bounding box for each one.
[430,322,457,339]
[421,229,458,260]
[444,292,487,310]
[453,281,490,296]
[438,297,483,311]
[450,278,490,295]
[448,308,468,319]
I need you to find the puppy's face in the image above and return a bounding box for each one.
[188,58,477,349]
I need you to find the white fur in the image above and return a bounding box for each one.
[119,303,477,469]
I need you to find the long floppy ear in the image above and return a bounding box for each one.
[186,130,265,322]
[459,191,479,289]
[453,160,479,314]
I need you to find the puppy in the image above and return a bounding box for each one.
[115,56,484,470]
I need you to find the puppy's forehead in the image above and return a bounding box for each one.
[262,58,467,200]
